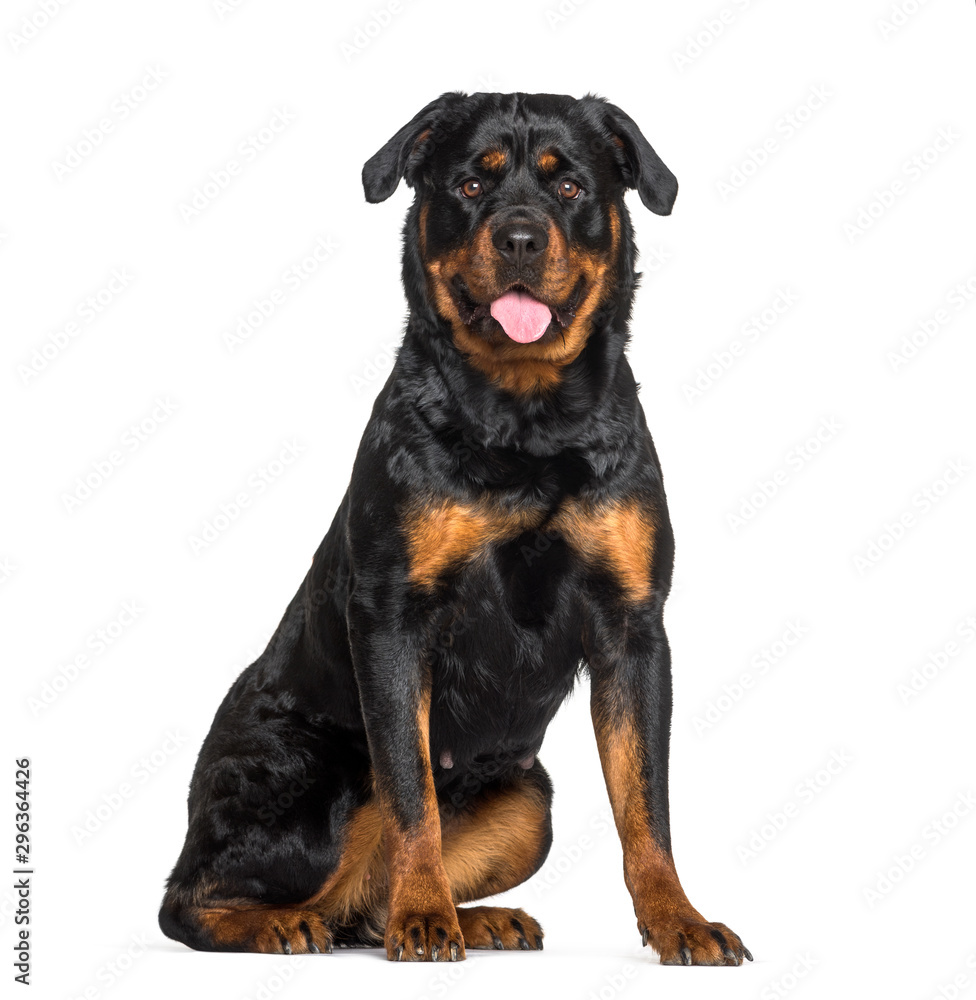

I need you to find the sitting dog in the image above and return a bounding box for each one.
[159,91,751,967]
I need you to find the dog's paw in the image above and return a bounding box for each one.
[200,907,334,954]
[386,906,465,962]
[641,917,752,966]
[456,906,544,951]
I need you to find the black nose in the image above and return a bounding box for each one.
[492,222,549,266]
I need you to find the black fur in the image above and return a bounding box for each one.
[159,92,751,967]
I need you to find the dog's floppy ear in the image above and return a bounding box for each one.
[362,92,463,203]
[588,97,678,216]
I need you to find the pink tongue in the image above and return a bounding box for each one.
[490,290,552,343]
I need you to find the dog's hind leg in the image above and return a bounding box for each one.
[160,797,386,954]
[158,647,380,954]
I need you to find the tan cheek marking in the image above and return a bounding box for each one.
[531,203,621,372]
[420,202,621,398]
[424,219,497,331]
[404,498,546,588]
[554,495,654,601]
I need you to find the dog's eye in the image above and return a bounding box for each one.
[460,179,483,199]
[558,180,583,200]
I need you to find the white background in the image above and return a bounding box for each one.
[3,1,976,998]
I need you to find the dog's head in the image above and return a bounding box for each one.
[362,92,677,395]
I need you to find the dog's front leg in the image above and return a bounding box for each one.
[587,603,752,966]
[348,598,463,963]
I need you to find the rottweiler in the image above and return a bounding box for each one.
[159,91,751,966]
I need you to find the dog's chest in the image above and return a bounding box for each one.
[426,533,584,777]
[403,490,654,604]
[402,469,655,774]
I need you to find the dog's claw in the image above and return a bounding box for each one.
[680,946,693,966]
[535,935,544,950]
[723,946,739,964]
[743,945,753,962]
[394,944,404,962]
[491,933,503,950]
[449,942,459,962]
[641,927,650,947]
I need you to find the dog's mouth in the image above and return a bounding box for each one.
[450,276,585,344]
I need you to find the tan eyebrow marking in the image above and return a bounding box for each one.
[537,150,559,173]
[480,149,507,171]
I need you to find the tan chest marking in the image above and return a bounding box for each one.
[552,498,655,602]
[404,497,545,589]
